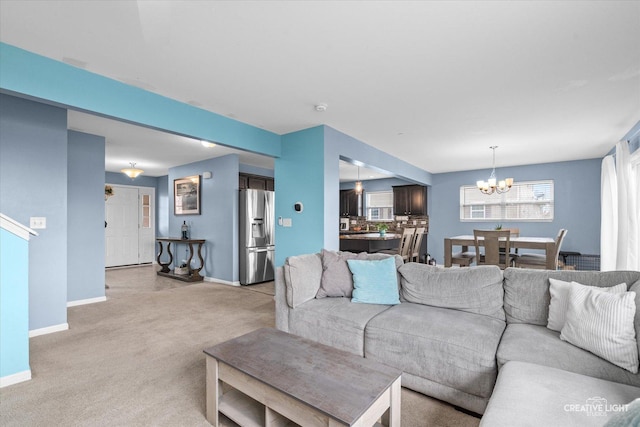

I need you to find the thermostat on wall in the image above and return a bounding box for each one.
[294,202,304,213]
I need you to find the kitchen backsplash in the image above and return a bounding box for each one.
[345,215,429,232]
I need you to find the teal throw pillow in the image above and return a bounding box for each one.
[347,257,400,305]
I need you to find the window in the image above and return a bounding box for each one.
[141,194,151,228]
[460,180,554,222]
[366,191,394,221]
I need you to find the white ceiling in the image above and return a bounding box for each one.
[1,1,639,175]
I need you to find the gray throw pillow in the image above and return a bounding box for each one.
[316,250,403,298]
[316,250,360,298]
[399,263,505,321]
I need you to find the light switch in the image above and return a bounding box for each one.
[30,217,46,229]
[282,218,292,227]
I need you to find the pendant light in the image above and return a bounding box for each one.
[355,166,363,194]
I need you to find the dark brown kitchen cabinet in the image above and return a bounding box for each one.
[239,173,274,191]
[340,190,360,217]
[393,185,427,216]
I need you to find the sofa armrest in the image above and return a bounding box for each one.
[283,253,323,308]
[275,266,289,332]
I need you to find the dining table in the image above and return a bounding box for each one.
[444,235,557,269]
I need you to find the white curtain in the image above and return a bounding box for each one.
[601,155,617,271]
[601,141,640,271]
[630,148,640,270]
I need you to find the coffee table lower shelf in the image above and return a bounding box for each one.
[219,388,295,427]
[217,387,386,427]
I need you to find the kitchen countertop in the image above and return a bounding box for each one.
[339,233,400,241]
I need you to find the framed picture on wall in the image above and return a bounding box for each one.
[174,175,200,215]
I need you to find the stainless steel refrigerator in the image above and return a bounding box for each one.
[239,189,275,285]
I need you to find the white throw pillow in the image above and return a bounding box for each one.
[560,282,638,373]
[547,278,627,332]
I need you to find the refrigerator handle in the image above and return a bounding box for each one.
[249,247,269,253]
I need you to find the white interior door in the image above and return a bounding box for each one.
[105,185,155,267]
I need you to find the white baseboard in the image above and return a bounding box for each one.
[29,323,69,338]
[204,276,240,286]
[67,296,107,307]
[0,370,31,388]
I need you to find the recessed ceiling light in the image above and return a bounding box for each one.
[315,103,328,112]
[201,140,216,148]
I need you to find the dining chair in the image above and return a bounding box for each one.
[409,227,426,262]
[380,227,415,261]
[516,229,567,270]
[473,229,514,270]
[500,228,521,257]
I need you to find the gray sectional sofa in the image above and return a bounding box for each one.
[274,250,640,425]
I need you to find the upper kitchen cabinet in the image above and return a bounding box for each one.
[393,185,427,216]
[340,189,360,217]
[239,173,274,191]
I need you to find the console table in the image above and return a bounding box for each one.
[156,237,206,282]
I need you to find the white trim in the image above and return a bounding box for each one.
[0,370,31,388]
[0,213,38,241]
[205,276,241,287]
[29,323,69,337]
[67,296,107,307]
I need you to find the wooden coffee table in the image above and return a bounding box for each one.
[203,328,402,426]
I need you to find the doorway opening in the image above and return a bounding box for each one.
[105,184,155,267]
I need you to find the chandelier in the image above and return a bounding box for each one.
[476,146,513,195]
[121,162,144,179]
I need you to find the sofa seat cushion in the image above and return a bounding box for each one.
[480,361,640,427]
[365,302,506,398]
[288,297,391,356]
[497,323,640,388]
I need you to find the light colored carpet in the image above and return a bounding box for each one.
[0,266,479,426]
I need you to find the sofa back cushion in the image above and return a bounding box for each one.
[399,263,505,321]
[502,268,640,325]
[284,253,323,308]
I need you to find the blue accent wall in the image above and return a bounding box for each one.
[428,159,602,264]
[274,127,326,266]
[0,227,30,379]
[274,126,435,266]
[0,94,68,330]
[68,130,105,302]
[168,154,240,282]
[0,43,281,159]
